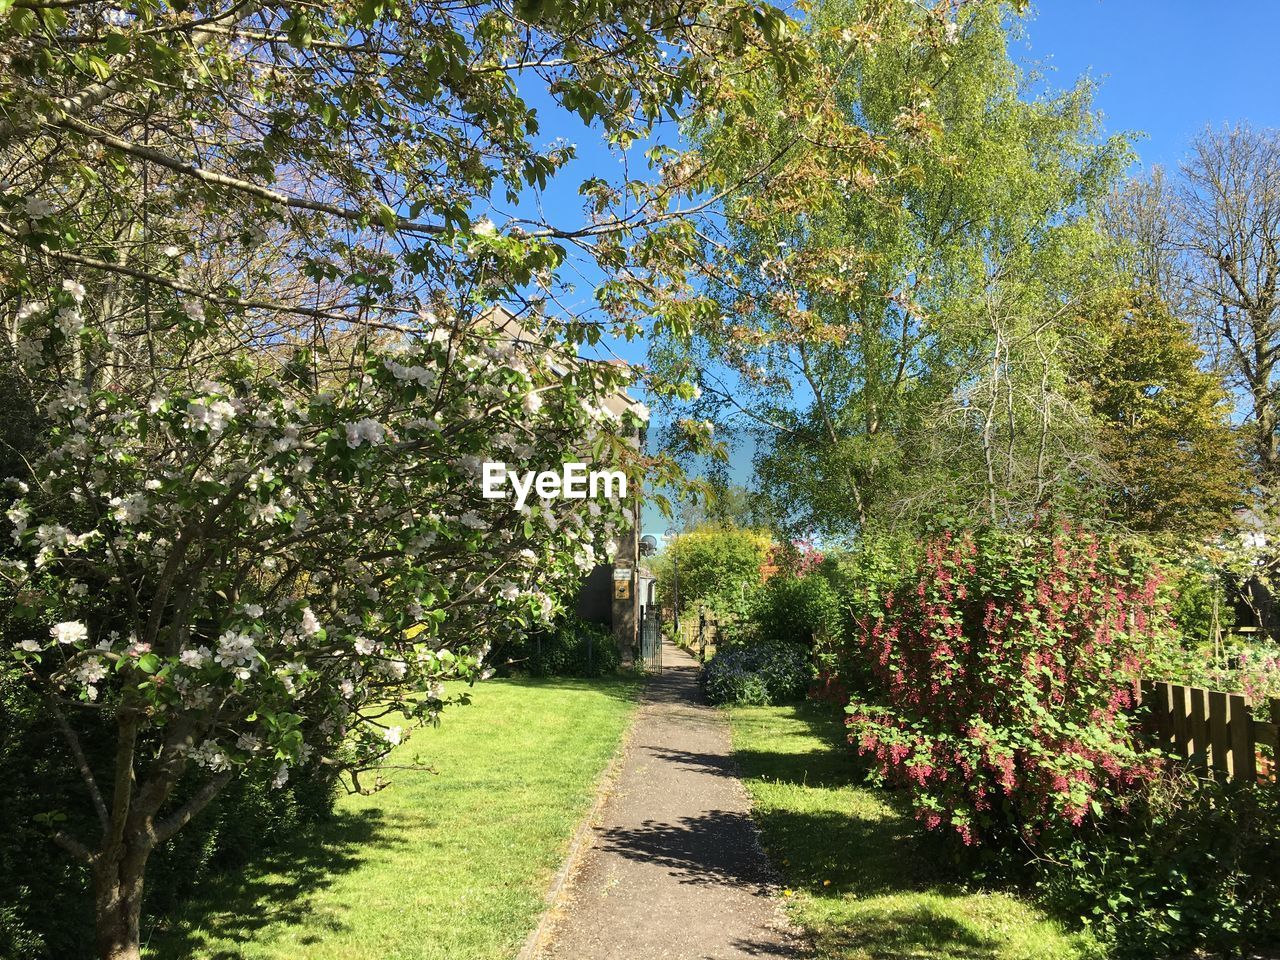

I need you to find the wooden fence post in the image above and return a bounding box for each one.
[1227,693,1257,782]
[1188,686,1209,769]
[1170,683,1189,760]
[1207,689,1230,781]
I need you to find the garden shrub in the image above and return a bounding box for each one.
[810,538,916,703]
[701,639,809,706]
[656,524,772,614]
[506,615,620,677]
[1036,771,1280,958]
[751,573,842,647]
[845,522,1171,847]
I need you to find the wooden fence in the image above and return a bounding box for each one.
[1138,680,1278,783]
[674,608,732,661]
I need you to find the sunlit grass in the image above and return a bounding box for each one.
[146,675,641,960]
[728,701,1101,960]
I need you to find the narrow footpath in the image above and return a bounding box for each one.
[538,639,800,960]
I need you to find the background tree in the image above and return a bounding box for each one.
[1079,291,1246,538]
[655,524,772,619]
[651,0,1129,539]
[1178,125,1280,487]
[1114,126,1280,495]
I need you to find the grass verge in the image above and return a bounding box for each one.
[728,700,1101,960]
[146,674,642,960]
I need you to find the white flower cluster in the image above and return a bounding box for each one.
[344,418,387,448]
[215,631,260,679]
[187,397,238,434]
[384,358,436,387]
[192,740,231,772]
[51,620,88,644]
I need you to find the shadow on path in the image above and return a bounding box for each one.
[596,809,776,890]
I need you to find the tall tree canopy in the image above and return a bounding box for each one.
[650,0,1130,539]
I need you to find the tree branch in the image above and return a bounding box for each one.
[52,830,95,864]
[52,114,446,237]
[152,770,233,845]
[48,694,110,832]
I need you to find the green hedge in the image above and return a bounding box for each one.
[504,616,621,677]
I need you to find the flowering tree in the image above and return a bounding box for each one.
[0,0,822,955]
[845,523,1171,847]
[4,313,644,956]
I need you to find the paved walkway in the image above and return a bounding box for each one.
[538,640,800,960]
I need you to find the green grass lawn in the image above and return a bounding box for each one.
[146,675,641,960]
[728,701,1102,960]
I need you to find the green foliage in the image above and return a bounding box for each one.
[701,638,810,706]
[657,524,772,614]
[1166,559,1234,647]
[809,538,918,702]
[503,616,620,678]
[1036,773,1280,959]
[1078,291,1247,538]
[751,573,842,646]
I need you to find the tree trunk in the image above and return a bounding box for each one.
[93,840,150,960]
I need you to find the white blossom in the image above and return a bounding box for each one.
[215,631,259,678]
[180,646,211,668]
[301,607,321,636]
[344,418,386,448]
[51,620,88,645]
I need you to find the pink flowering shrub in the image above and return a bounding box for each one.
[765,539,826,578]
[845,522,1170,847]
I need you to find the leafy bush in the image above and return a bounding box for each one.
[505,616,620,677]
[845,522,1171,847]
[1036,772,1280,958]
[1167,560,1234,646]
[656,524,772,614]
[809,539,917,703]
[701,639,810,706]
[751,573,842,647]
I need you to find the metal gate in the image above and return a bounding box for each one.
[638,605,662,671]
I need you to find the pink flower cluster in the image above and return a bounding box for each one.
[844,521,1167,846]
[766,539,825,577]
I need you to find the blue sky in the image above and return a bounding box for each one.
[1023,0,1280,171]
